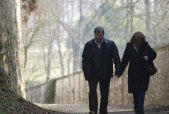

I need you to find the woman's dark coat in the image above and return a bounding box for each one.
[120,42,157,93]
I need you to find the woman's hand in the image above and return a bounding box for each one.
[143,56,148,61]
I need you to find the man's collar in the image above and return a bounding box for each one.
[89,38,108,45]
[95,39,103,45]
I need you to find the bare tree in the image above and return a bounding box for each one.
[43,36,55,82]
[145,0,151,41]
[55,26,65,77]
[59,0,110,72]
[25,64,45,88]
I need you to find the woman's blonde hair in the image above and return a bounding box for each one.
[130,31,146,44]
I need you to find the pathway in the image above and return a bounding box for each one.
[35,104,169,114]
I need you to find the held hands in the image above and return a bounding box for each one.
[115,74,121,78]
[143,56,148,61]
[115,71,121,78]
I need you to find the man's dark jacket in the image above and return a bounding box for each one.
[82,38,121,81]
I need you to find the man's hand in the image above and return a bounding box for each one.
[143,56,148,61]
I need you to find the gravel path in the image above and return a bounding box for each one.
[35,104,169,114]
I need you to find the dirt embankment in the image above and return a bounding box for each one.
[0,87,62,114]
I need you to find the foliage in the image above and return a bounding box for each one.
[22,0,38,23]
[44,79,57,103]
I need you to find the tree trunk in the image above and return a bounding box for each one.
[72,42,81,72]
[129,7,133,38]
[129,0,134,38]
[55,26,65,77]
[67,51,71,74]
[124,0,130,42]
[0,0,26,98]
[44,37,54,82]
[145,0,151,41]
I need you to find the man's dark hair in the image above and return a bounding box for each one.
[94,26,104,34]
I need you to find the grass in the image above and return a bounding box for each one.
[0,84,20,113]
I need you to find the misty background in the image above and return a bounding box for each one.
[21,0,169,88]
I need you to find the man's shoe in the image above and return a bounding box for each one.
[137,111,144,114]
[99,112,107,114]
[99,111,107,114]
[89,111,97,114]
[135,110,138,114]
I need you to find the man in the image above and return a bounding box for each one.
[82,26,121,114]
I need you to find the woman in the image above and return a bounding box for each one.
[119,32,157,114]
